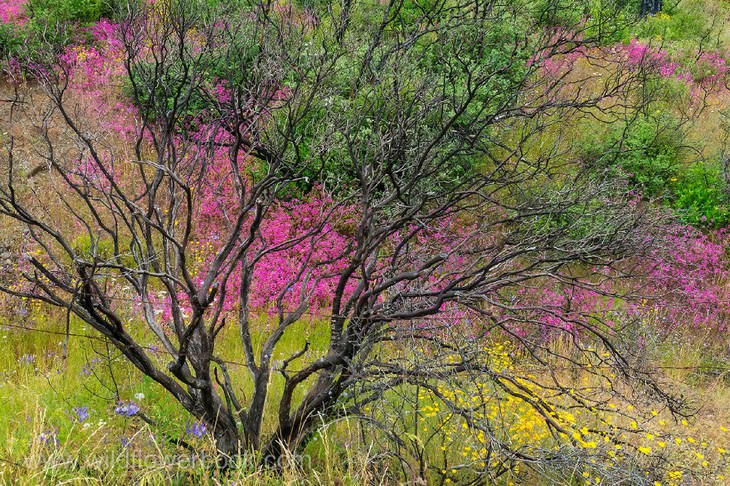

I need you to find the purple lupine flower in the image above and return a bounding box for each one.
[114,401,140,417]
[185,421,207,438]
[18,354,36,364]
[73,406,90,422]
[120,437,131,447]
[80,358,102,376]
[39,431,58,446]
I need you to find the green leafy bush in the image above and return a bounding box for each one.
[635,2,709,43]
[672,162,730,228]
[0,23,22,58]
[28,0,119,24]
[617,115,683,197]
[127,60,213,122]
[578,113,730,228]
[579,113,683,199]
[1,0,127,66]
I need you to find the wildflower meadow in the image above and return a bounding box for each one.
[1,0,730,484]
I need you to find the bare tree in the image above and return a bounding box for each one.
[0,0,674,476]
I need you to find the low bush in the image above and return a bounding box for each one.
[27,0,120,24]
[672,162,730,227]
[578,113,684,199]
[0,0,125,68]
[635,2,709,43]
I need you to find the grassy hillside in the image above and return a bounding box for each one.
[1,0,730,484]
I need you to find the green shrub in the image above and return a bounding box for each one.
[584,0,638,44]
[579,113,683,199]
[618,114,683,197]
[27,0,119,24]
[1,0,128,66]
[577,114,730,228]
[0,23,22,61]
[635,2,709,43]
[127,59,214,122]
[672,162,730,228]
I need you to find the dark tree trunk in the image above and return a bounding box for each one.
[214,425,241,464]
[641,0,662,16]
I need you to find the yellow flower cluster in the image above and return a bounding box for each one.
[412,341,730,485]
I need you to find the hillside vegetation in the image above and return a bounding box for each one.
[1,0,730,484]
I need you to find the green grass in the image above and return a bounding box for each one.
[0,304,378,484]
[2,301,729,484]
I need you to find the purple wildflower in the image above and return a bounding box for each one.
[39,431,58,446]
[73,406,90,422]
[80,358,102,376]
[185,421,207,438]
[114,401,140,417]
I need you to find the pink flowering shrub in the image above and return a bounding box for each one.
[195,191,356,313]
[20,11,730,337]
[617,39,730,90]
[639,225,730,332]
[498,272,616,341]
[620,39,673,71]
[536,34,730,97]
[688,50,730,87]
[0,0,26,24]
[528,27,586,78]
[45,18,359,319]
[498,222,730,339]
[56,20,138,142]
